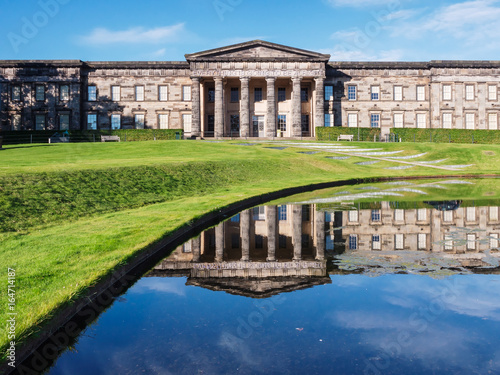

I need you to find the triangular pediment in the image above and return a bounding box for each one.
[185,40,330,62]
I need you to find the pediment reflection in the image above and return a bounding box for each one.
[150,202,500,296]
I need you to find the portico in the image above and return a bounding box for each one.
[185,40,330,139]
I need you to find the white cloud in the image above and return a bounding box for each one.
[325,0,405,8]
[79,23,187,45]
[131,278,186,296]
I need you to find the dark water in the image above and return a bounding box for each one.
[42,181,500,375]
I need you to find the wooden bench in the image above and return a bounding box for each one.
[101,135,121,142]
[337,134,354,141]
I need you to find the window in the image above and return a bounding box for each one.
[325,85,333,101]
[465,85,474,101]
[490,233,499,249]
[301,115,309,133]
[59,114,70,130]
[418,234,427,250]
[135,86,144,101]
[278,205,287,221]
[442,84,452,101]
[465,113,475,130]
[394,86,403,101]
[254,87,262,102]
[252,115,264,136]
[301,88,308,102]
[467,234,476,250]
[231,234,240,249]
[230,115,240,133]
[183,242,192,253]
[324,113,332,127]
[278,114,286,132]
[371,209,381,222]
[230,214,240,223]
[347,85,356,100]
[60,85,70,101]
[111,114,121,130]
[466,207,476,221]
[326,235,334,251]
[395,234,404,250]
[442,113,452,129]
[253,206,265,221]
[35,85,45,101]
[279,235,287,249]
[87,114,97,130]
[278,87,286,102]
[12,114,22,130]
[11,85,21,101]
[417,208,427,221]
[348,210,358,222]
[35,114,46,130]
[370,113,380,128]
[416,113,426,129]
[207,87,215,103]
[444,235,453,250]
[347,113,358,128]
[182,114,192,133]
[443,210,453,222]
[111,86,120,102]
[255,235,263,249]
[182,86,191,101]
[394,209,404,222]
[488,85,497,101]
[371,86,380,101]
[88,85,97,101]
[489,206,499,221]
[302,205,311,222]
[135,114,145,129]
[302,234,310,249]
[393,113,403,128]
[372,235,381,250]
[230,87,239,102]
[417,86,425,101]
[158,114,168,129]
[488,113,498,130]
[159,86,168,101]
[207,115,215,133]
[349,235,358,250]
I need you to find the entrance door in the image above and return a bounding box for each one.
[252,115,265,137]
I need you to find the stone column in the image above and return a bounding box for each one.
[315,209,325,260]
[314,77,325,133]
[240,77,250,138]
[192,236,201,262]
[292,205,302,261]
[215,222,224,262]
[292,77,302,137]
[215,77,224,138]
[191,77,201,137]
[266,77,276,137]
[266,206,277,261]
[240,209,250,261]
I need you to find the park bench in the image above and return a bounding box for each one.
[337,134,354,141]
[101,135,121,142]
[48,132,70,144]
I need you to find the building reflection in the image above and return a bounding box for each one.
[150,202,500,296]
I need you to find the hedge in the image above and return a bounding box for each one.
[390,128,500,144]
[0,129,183,145]
[316,127,382,141]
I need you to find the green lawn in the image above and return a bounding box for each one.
[1,140,499,358]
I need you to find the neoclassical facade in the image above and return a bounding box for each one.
[1,40,500,138]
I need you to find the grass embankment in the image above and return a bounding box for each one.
[1,140,499,358]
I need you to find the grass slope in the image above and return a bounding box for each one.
[0,140,499,358]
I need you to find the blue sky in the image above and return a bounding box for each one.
[1,0,500,62]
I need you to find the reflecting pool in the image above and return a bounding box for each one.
[39,179,500,374]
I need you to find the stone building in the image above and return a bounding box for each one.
[1,40,500,138]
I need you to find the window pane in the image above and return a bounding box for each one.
[12,114,21,130]
[488,85,497,101]
[159,114,168,129]
[230,87,239,102]
[87,114,97,130]
[347,113,357,128]
[465,85,474,100]
[112,86,120,101]
[371,86,379,100]
[12,85,21,101]
[324,113,331,127]
[394,86,402,101]
[417,113,426,128]
[417,208,427,221]
[278,205,287,221]
[183,114,192,132]
[111,114,121,129]
[325,85,333,101]
[36,85,45,101]
[183,86,191,101]
[349,235,357,250]
[35,115,46,130]
[278,115,286,132]
[466,207,476,221]
[394,209,404,221]
[442,113,452,129]
[465,113,475,129]
[488,113,498,130]
[301,88,308,102]
[418,234,427,250]
[230,115,240,133]
[88,86,97,101]
[60,85,70,101]
[370,114,380,128]
[394,113,403,128]
[135,86,144,101]
[443,210,453,222]
[59,114,70,130]
[135,114,145,129]
[159,86,168,101]
[444,235,453,250]
[301,115,309,133]
[371,209,381,222]
[207,87,215,103]
[490,233,499,249]
[372,235,381,250]
[417,86,425,101]
[467,234,476,250]
[348,210,358,222]
[278,88,286,102]
[254,88,262,102]
[489,207,499,221]
[395,234,404,250]
[348,86,356,100]
[443,84,451,100]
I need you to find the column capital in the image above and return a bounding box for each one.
[240,76,250,83]
[292,77,302,84]
[266,76,276,83]
[191,76,201,82]
[214,76,223,83]
[314,76,325,83]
